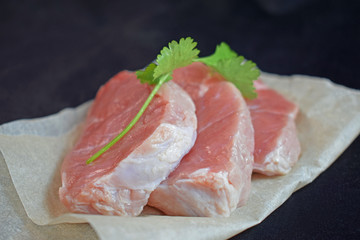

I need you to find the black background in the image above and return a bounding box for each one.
[1,0,359,239]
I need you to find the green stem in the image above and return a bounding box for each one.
[86,74,169,164]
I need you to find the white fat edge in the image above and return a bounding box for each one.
[59,172,67,189]
[92,203,118,215]
[59,172,71,203]
[188,167,210,178]
[172,171,239,217]
[258,117,300,175]
[198,84,209,98]
[261,151,291,175]
[229,129,253,207]
[94,122,196,192]
[72,203,93,214]
[231,124,254,167]
[64,192,97,214]
[260,135,292,175]
[91,200,143,216]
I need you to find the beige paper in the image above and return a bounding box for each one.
[1,73,359,240]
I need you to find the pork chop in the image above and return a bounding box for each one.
[59,71,197,216]
[246,80,301,176]
[148,63,254,217]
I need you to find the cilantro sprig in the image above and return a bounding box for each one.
[86,37,260,164]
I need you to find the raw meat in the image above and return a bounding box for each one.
[59,71,197,216]
[246,80,301,176]
[148,63,254,217]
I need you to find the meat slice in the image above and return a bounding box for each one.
[246,80,301,176]
[148,63,254,217]
[59,71,197,216]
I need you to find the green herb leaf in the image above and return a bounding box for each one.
[196,42,237,66]
[197,42,260,99]
[154,37,200,79]
[214,57,259,99]
[136,63,157,84]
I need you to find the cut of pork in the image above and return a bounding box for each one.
[59,71,197,216]
[246,80,301,176]
[148,63,254,217]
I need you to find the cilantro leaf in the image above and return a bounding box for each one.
[154,37,200,79]
[136,37,199,85]
[136,63,157,84]
[197,42,237,66]
[198,42,260,99]
[214,56,259,99]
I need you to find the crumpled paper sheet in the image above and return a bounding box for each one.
[1,73,359,240]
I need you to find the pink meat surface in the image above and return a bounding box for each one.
[148,63,254,217]
[59,71,197,216]
[246,80,301,176]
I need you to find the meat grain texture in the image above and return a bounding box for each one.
[59,71,197,216]
[246,80,301,176]
[148,63,254,217]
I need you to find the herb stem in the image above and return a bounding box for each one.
[86,74,169,164]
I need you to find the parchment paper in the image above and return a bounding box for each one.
[1,73,360,240]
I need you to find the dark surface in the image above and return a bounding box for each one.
[1,0,359,239]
